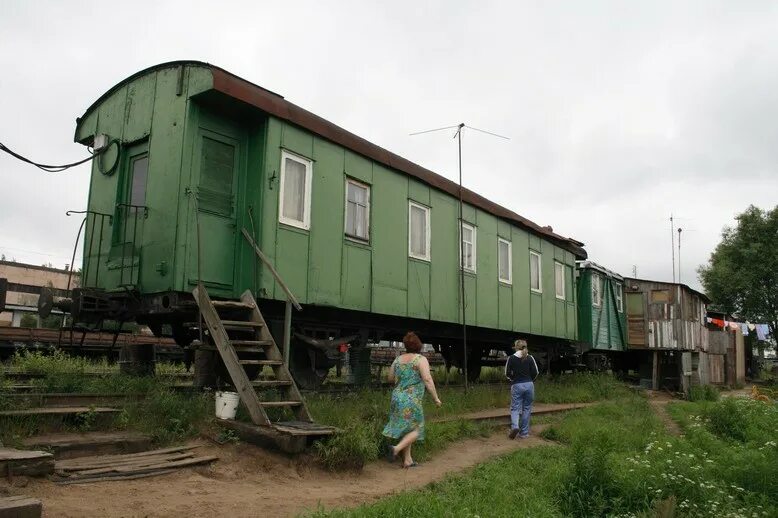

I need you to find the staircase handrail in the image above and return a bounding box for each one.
[241,228,302,311]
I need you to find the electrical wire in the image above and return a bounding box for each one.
[0,141,105,172]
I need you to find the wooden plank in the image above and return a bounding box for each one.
[212,300,255,310]
[217,419,306,454]
[55,446,198,468]
[22,431,151,460]
[57,468,178,485]
[259,401,301,407]
[251,380,292,388]
[55,451,195,473]
[272,424,337,436]
[0,407,119,417]
[239,360,283,366]
[0,496,42,518]
[64,453,199,475]
[0,448,54,477]
[221,320,263,328]
[193,286,269,426]
[62,456,218,480]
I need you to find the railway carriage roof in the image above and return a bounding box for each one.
[76,60,586,258]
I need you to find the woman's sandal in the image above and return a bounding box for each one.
[402,461,419,468]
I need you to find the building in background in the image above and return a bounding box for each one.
[0,260,79,327]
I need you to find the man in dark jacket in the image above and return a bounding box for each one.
[505,339,538,439]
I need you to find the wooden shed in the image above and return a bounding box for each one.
[623,277,710,392]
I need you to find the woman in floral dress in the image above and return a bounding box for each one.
[382,332,442,468]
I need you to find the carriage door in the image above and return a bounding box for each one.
[626,292,647,347]
[189,128,240,290]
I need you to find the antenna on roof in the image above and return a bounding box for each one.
[410,123,509,392]
[670,214,675,283]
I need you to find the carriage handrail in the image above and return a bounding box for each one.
[241,228,302,311]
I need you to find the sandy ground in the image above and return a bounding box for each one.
[3,425,553,517]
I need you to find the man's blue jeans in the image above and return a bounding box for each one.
[510,381,534,437]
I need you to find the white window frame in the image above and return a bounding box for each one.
[408,201,431,261]
[530,250,542,293]
[592,273,602,307]
[555,262,565,300]
[278,150,313,230]
[498,238,512,285]
[459,221,477,273]
[616,282,624,313]
[344,178,370,241]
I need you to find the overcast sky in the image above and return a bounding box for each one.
[2,1,777,291]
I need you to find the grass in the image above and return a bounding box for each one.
[0,350,211,447]
[306,395,778,517]
[306,372,627,470]
[3,350,627,473]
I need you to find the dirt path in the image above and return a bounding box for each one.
[645,391,682,436]
[431,402,593,423]
[11,426,554,517]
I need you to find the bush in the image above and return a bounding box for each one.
[688,384,720,402]
[703,397,778,444]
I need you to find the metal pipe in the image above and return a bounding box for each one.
[95,214,105,288]
[283,300,292,367]
[131,207,140,286]
[120,205,129,286]
[456,123,468,393]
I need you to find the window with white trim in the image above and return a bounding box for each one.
[279,151,312,230]
[408,201,430,261]
[498,238,512,284]
[530,251,542,293]
[460,222,476,272]
[555,262,565,300]
[615,283,623,312]
[592,273,602,307]
[345,179,370,241]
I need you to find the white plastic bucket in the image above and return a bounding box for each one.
[214,391,240,420]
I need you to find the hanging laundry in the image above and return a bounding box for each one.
[740,323,749,336]
[755,324,769,341]
[729,322,740,331]
[711,318,725,328]
[748,322,756,331]
[706,317,713,324]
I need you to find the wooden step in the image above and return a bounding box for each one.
[0,495,42,517]
[212,300,255,310]
[231,339,273,348]
[0,448,54,477]
[221,320,263,328]
[0,407,120,418]
[239,360,283,366]
[273,421,339,436]
[259,401,301,407]
[22,432,152,460]
[251,380,293,388]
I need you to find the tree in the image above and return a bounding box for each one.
[698,205,777,346]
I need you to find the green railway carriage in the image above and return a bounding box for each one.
[66,61,586,384]
[575,261,627,371]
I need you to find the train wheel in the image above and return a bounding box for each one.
[289,344,327,390]
[193,349,218,389]
[466,348,482,382]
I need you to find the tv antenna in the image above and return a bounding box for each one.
[410,123,509,392]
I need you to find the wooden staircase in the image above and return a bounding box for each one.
[192,286,336,450]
